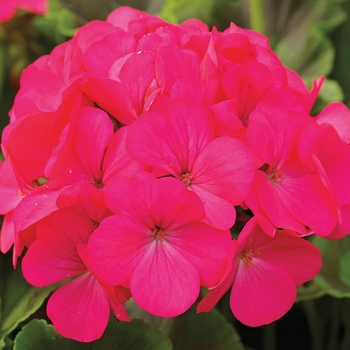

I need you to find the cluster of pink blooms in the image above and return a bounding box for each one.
[0,0,48,22]
[1,5,350,342]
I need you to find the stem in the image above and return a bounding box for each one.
[263,323,276,350]
[327,298,341,350]
[248,0,266,35]
[303,300,323,350]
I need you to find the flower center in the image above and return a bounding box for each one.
[259,164,284,183]
[238,249,261,267]
[180,172,193,186]
[151,226,166,241]
[270,167,283,179]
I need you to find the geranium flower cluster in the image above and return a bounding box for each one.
[0,0,48,22]
[1,5,350,342]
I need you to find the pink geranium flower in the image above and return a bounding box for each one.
[22,184,130,342]
[246,101,338,236]
[126,99,255,229]
[197,216,322,326]
[298,120,350,239]
[88,173,231,317]
[45,106,142,189]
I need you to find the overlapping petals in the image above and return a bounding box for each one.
[197,216,322,326]
[88,174,231,317]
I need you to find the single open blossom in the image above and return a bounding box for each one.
[88,173,231,317]
[21,184,131,342]
[246,101,338,236]
[298,119,350,239]
[45,106,142,189]
[197,216,322,326]
[126,99,255,229]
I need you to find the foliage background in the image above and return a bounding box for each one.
[1,0,350,349]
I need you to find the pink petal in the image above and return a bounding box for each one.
[189,186,236,230]
[196,241,239,313]
[107,6,146,30]
[275,174,338,236]
[103,284,131,322]
[83,30,136,78]
[0,212,15,253]
[150,177,205,229]
[104,173,155,227]
[78,243,131,322]
[126,100,216,175]
[47,273,110,342]
[88,215,151,286]
[238,216,321,286]
[315,124,350,205]
[0,160,22,214]
[167,221,231,287]
[328,204,350,239]
[131,242,200,317]
[74,107,114,181]
[22,237,87,287]
[118,52,155,115]
[83,77,138,125]
[230,259,296,326]
[248,102,305,166]
[256,231,322,285]
[192,136,255,205]
[211,99,244,130]
[3,113,63,181]
[155,44,200,94]
[102,127,143,186]
[170,78,221,106]
[13,186,64,232]
[315,102,350,143]
[253,173,307,234]
[56,182,109,223]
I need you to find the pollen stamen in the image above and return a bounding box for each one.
[180,172,193,186]
[239,249,261,267]
[151,226,166,241]
[267,167,284,182]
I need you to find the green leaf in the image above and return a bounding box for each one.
[0,337,14,350]
[167,306,244,350]
[319,79,344,102]
[94,318,172,350]
[158,0,215,24]
[275,29,335,79]
[0,253,55,339]
[126,300,244,350]
[273,1,347,80]
[14,320,72,350]
[57,0,119,22]
[14,318,172,350]
[56,7,78,37]
[313,235,350,297]
[329,1,350,105]
[296,282,326,302]
[307,78,344,115]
